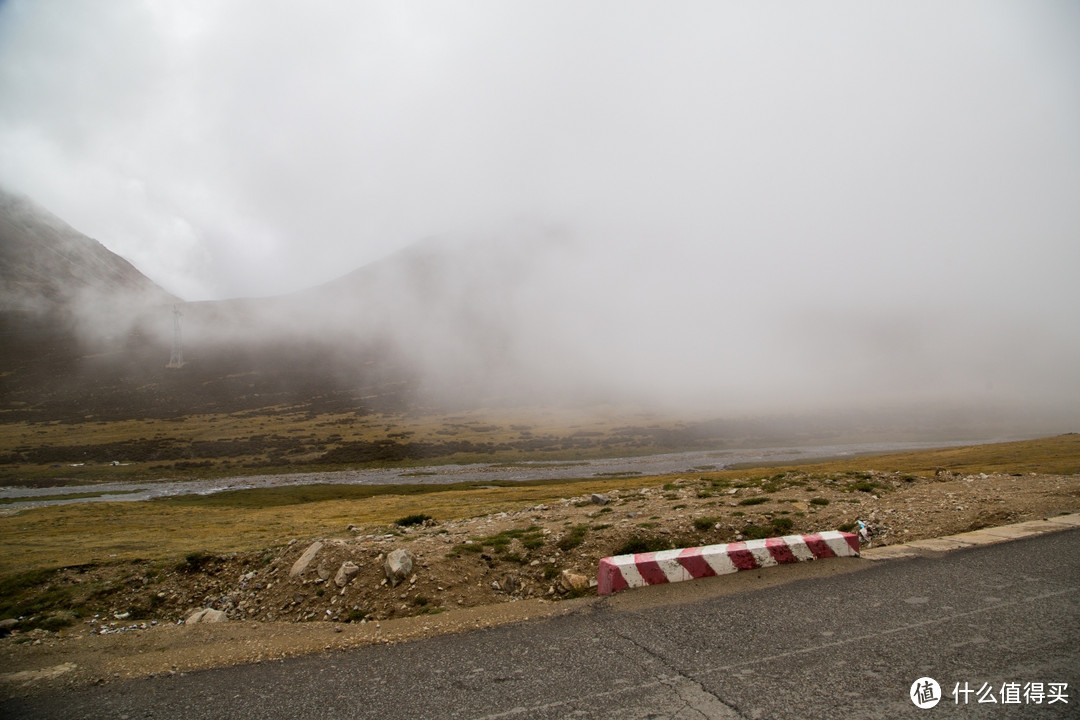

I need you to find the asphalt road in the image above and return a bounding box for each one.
[5,528,1078,719]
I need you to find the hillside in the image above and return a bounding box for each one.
[0,190,419,422]
[0,189,176,332]
[0,192,1067,473]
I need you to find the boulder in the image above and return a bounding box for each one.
[559,570,589,593]
[289,541,323,579]
[384,549,415,588]
[590,493,611,506]
[185,608,228,624]
[335,561,360,588]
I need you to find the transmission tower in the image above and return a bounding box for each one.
[166,304,185,369]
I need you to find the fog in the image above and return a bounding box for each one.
[1,2,1079,428]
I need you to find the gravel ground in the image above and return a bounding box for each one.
[1,468,1078,698]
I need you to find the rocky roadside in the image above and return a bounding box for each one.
[1,468,1078,697]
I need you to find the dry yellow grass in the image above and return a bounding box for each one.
[0,404,673,483]
[2,434,1076,578]
[0,404,661,450]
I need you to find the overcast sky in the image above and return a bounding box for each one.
[2,1,1079,419]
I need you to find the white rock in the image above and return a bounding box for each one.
[334,561,360,588]
[289,541,323,579]
[185,608,228,624]
[559,570,588,593]
[384,549,415,587]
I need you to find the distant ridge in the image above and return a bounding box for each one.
[0,188,177,330]
[0,189,416,421]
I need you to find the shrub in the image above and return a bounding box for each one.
[692,516,718,531]
[809,497,830,506]
[449,542,483,556]
[395,513,433,527]
[613,536,671,555]
[556,525,588,552]
[521,535,545,550]
[39,612,77,631]
[738,497,769,506]
[740,523,771,540]
[770,517,794,534]
[178,551,213,573]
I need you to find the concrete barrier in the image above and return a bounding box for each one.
[597,531,860,596]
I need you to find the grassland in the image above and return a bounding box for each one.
[0,405,718,485]
[2,433,1076,579]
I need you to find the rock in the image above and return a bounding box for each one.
[499,573,523,594]
[289,541,323,579]
[384,549,415,588]
[590,493,610,506]
[317,564,331,582]
[335,561,360,588]
[559,570,588,593]
[185,608,228,624]
[0,617,17,637]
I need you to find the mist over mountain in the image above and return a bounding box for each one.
[0,189,177,336]
[1,190,1076,441]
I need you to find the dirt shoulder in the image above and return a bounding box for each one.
[2,468,1078,697]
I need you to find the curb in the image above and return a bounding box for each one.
[597,531,860,596]
[860,512,1080,561]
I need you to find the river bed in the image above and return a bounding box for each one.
[0,439,984,509]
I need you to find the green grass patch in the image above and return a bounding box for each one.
[452,526,547,559]
[556,525,588,552]
[771,517,794,534]
[740,516,794,540]
[692,516,718,531]
[612,535,671,555]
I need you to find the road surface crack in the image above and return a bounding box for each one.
[614,628,746,719]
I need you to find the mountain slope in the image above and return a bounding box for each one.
[0,190,417,420]
[0,188,177,331]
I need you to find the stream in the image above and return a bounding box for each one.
[0,439,987,509]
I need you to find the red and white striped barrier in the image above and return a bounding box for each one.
[597,531,860,596]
